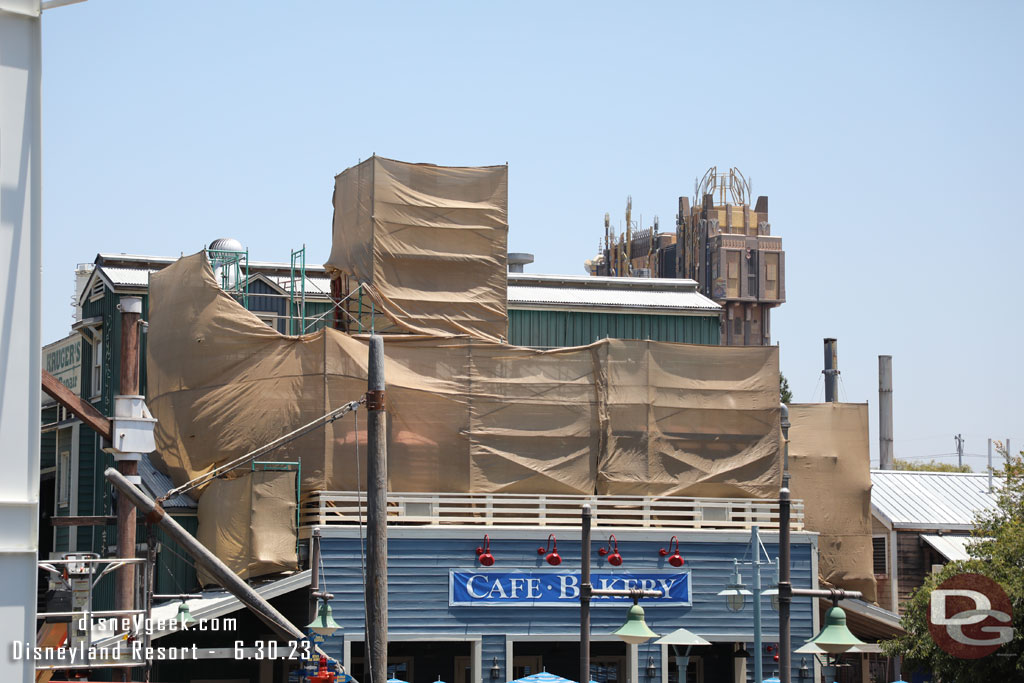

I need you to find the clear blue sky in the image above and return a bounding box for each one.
[39,1,1023,470]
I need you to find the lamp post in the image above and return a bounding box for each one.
[717,526,776,683]
[580,504,662,683]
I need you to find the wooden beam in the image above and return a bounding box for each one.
[41,369,112,440]
[50,516,117,527]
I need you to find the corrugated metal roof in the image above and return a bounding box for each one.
[508,284,720,312]
[264,274,333,296]
[144,570,310,641]
[139,455,196,509]
[920,534,989,561]
[98,266,156,288]
[871,470,1000,530]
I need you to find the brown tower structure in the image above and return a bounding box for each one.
[677,166,785,346]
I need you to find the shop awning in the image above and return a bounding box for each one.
[920,534,988,562]
[149,569,311,640]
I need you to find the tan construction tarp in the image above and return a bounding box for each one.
[325,156,508,342]
[788,402,877,603]
[196,469,298,584]
[148,253,781,502]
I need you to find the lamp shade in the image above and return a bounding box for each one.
[803,606,865,654]
[613,603,659,644]
[717,569,752,612]
[654,627,711,646]
[307,599,342,636]
[175,601,197,626]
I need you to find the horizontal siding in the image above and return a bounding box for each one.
[509,310,719,348]
[156,515,200,594]
[40,407,58,470]
[319,530,813,681]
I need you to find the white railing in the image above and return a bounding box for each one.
[301,492,803,531]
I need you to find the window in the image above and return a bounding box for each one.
[57,449,71,508]
[746,250,758,297]
[726,251,740,298]
[91,340,103,398]
[765,253,780,300]
[250,311,279,331]
[872,536,887,575]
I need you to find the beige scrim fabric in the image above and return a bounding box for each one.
[788,403,878,603]
[196,470,298,584]
[148,253,781,505]
[325,156,509,341]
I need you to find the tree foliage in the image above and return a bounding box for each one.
[882,452,1024,680]
[780,373,793,404]
[893,458,972,473]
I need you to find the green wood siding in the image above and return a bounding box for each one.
[155,516,200,594]
[508,309,720,348]
[41,407,57,470]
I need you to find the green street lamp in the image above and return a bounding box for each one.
[613,601,659,645]
[175,600,197,627]
[307,592,342,637]
[803,606,864,655]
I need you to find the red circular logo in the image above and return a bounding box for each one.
[927,573,1013,659]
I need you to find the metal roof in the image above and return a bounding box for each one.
[507,274,720,313]
[920,534,990,561]
[263,274,333,297]
[149,570,310,640]
[98,266,156,288]
[138,454,196,509]
[871,470,1000,530]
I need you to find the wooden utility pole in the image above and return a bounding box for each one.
[366,335,388,683]
[114,296,143,683]
[115,297,141,618]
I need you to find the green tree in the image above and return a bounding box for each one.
[893,458,972,473]
[780,373,793,404]
[882,451,1024,680]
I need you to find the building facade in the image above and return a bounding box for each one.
[507,274,720,348]
[585,167,786,347]
[40,248,335,604]
[307,494,818,683]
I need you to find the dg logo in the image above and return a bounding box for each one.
[928,573,1014,659]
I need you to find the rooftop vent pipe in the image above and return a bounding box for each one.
[879,355,894,469]
[823,338,839,403]
[508,253,534,273]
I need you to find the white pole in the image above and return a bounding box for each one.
[752,526,762,683]
[988,438,993,492]
[0,2,43,680]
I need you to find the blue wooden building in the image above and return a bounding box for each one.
[306,493,819,683]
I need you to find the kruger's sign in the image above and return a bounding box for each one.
[928,573,1014,659]
[449,569,690,606]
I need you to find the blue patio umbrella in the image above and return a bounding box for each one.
[510,671,575,683]
[387,678,408,683]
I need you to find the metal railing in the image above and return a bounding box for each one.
[301,491,803,531]
[36,555,149,670]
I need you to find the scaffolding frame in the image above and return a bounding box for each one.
[206,247,249,308]
[288,245,306,335]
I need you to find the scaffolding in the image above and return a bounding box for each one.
[206,247,249,308]
[289,245,306,335]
